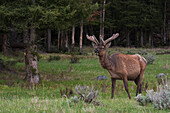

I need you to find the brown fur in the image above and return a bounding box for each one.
[98,51,147,99]
[86,34,147,99]
[99,53,146,80]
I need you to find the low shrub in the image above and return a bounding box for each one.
[48,56,61,62]
[135,76,170,110]
[70,85,100,105]
[60,87,73,97]
[126,50,135,55]
[138,50,148,55]
[0,58,5,71]
[70,56,80,63]
[144,54,155,64]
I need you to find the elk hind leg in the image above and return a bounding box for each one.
[138,70,145,94]
[111,78,116,99]
[123,77,131,99]
[134,76,141,96]
[135,72,144,96]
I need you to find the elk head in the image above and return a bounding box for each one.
[86,33,119,56]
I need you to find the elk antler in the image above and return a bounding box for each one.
[104,33,119,45]
[86,34,99,45]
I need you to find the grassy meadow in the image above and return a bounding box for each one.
[0,47,169,113]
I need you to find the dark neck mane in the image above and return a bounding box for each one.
[99,54,112,69]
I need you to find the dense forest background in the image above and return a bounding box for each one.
[0,0,170,54]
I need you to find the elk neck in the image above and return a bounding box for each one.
[98,53,112,70]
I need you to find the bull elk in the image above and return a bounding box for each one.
[86,33,147,99]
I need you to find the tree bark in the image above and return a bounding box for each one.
[65,31,69,52]
[71,25,75,51]
[136,30,139,47]
[58,30,60,50]
[24,47,30,81]
[140,29,144,47]
[164,0,167,45]
[102,0,106,39]
[23,29,29,44]
[25,27,39,85]
[149,31,152,47]
[100,10,102,38]
[79,20,83,54]
[144,28,147,47]
[100,0,106,39]
[3,34,7,56]
[126,30,130,47]
[61,30,64,51]
[48,29,51,52]
[24,0,39,86]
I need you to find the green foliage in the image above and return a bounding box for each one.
[30,51,42,61]
[136,76,170,110]
[70,50,80,63]
[30,66,36,75]
[0,54,19,69]
[138,50,148,55]
[70,55,80,64]
[60,87,73,97]
[70,85,98,105]
[144,54,156,64]
[135,94,150,106]
[48,56,61,62]
[103,0,165,47]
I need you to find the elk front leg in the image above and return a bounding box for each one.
[111,78,116,99]
[123,77,131,99]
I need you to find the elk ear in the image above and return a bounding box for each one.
[92,42,97,48]
[105,42,111,48]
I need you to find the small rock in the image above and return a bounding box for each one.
[156,73,166,78]
[95,75,107,80]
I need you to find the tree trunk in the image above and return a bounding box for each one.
[144,29,147,47]
[126,30,130,47]
[44,31,47,49]
[65,31,69,52]
[136,30,139,47]
[3,34,7,56]
[164,0,167,45]
[71,25,75,51]
[100,10,102,38]
[149,31,152,47]
[24,46,30,81]
[29,44,39,85]
[100,0,106,39]
[24,0,39,86]
[79,20,83,54]
[23,29,29,44]
[25,27,39,85]
[58,30,60,50]
[88,24,94,35]
[102,0,106,39]
[140,29,144,47]
[61,30,64,51]
[48,29,51,52]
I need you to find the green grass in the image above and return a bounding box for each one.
[0,47,170,112]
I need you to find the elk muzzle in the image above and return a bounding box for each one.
[94,49,99,56]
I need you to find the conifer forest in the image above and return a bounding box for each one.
[0,0,170,112]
